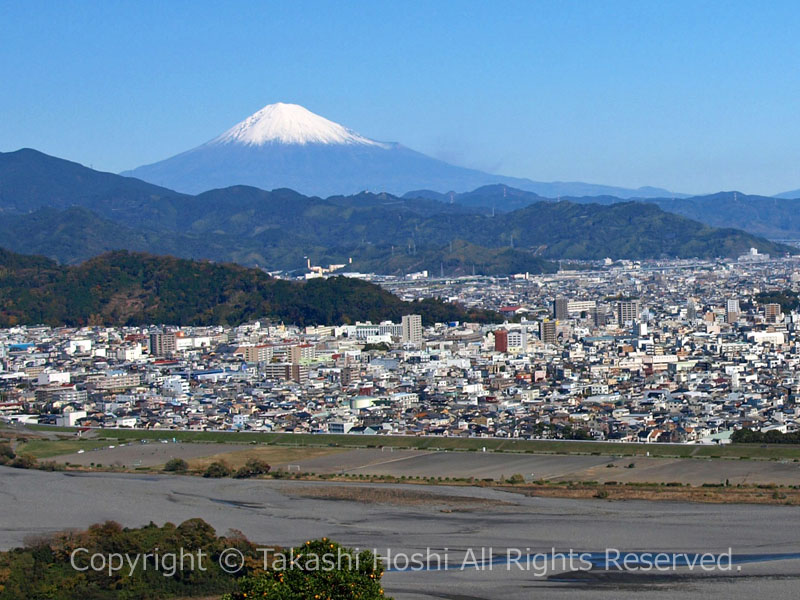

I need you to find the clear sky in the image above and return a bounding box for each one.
[2,0,800,195]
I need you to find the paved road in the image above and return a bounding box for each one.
[2,466,800,599]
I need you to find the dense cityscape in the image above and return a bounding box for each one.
[3,250,798,445]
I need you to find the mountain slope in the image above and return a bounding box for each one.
[557,191,800,239]
[0,249,499,327]
[0,206,258,265]
[0,150,791,272]
[414,185,800,239]
[122,103,681,198]
[502,201,787,259]
[645,192,800,238]
[0,148,183,213]
[405,185,546,212]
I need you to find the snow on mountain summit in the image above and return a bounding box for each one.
[123,103,681,198]
[211,102,386,147]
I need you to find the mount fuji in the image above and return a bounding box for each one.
[123,103,678,198]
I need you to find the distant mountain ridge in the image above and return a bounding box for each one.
[775,189,800,200]
[122,102,683,199]
[0,147,180,212]
[0,149,793,275]
[407,185,800,239]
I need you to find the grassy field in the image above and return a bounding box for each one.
[13,438,114,459]
[10,425,800,505]
[185,445,345,470]
[22,424,800,461]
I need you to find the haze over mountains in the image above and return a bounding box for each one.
[122,103,682,199]
[418,186,800,239]
[0,148,793,277]
[774,188,800,200]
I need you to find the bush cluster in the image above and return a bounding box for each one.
[233,458,271,479]
[222,538,389,600]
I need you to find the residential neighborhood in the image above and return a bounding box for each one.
[3,253,800,445]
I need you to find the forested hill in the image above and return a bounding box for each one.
[0,249,499,327]
[0,149,793,275]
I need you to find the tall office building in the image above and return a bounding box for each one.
[765,303,782,323]
[554,297,569,320]
[617,300,641,327]
[494,329,508,353]
[507,328,527,350]
[726,299,740,324]
[149,332,176,356]
[540,320,557,344]
[591,306,609,327]
[686,299,697,321]
[401,314,423,344]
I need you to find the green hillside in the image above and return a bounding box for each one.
[0,249,499,327]
[0,149,793,274]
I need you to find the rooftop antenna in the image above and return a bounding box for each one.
[440,262,444,278]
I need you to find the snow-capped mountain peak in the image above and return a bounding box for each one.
[210,102,386,147]
[124,103,682,199]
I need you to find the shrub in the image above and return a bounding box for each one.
[506,473,525,484]
[594,489,610,499]
[0,443,15,464]
[222,538,389,600]
[163,458,189,473]
[248,458,272,474]
[9,454,37,469]
[37,460,65,472]
[203,461,232,478]
[0,518,261,599]
[234,458,271,479]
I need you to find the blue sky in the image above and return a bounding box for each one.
[2,0,800,195]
